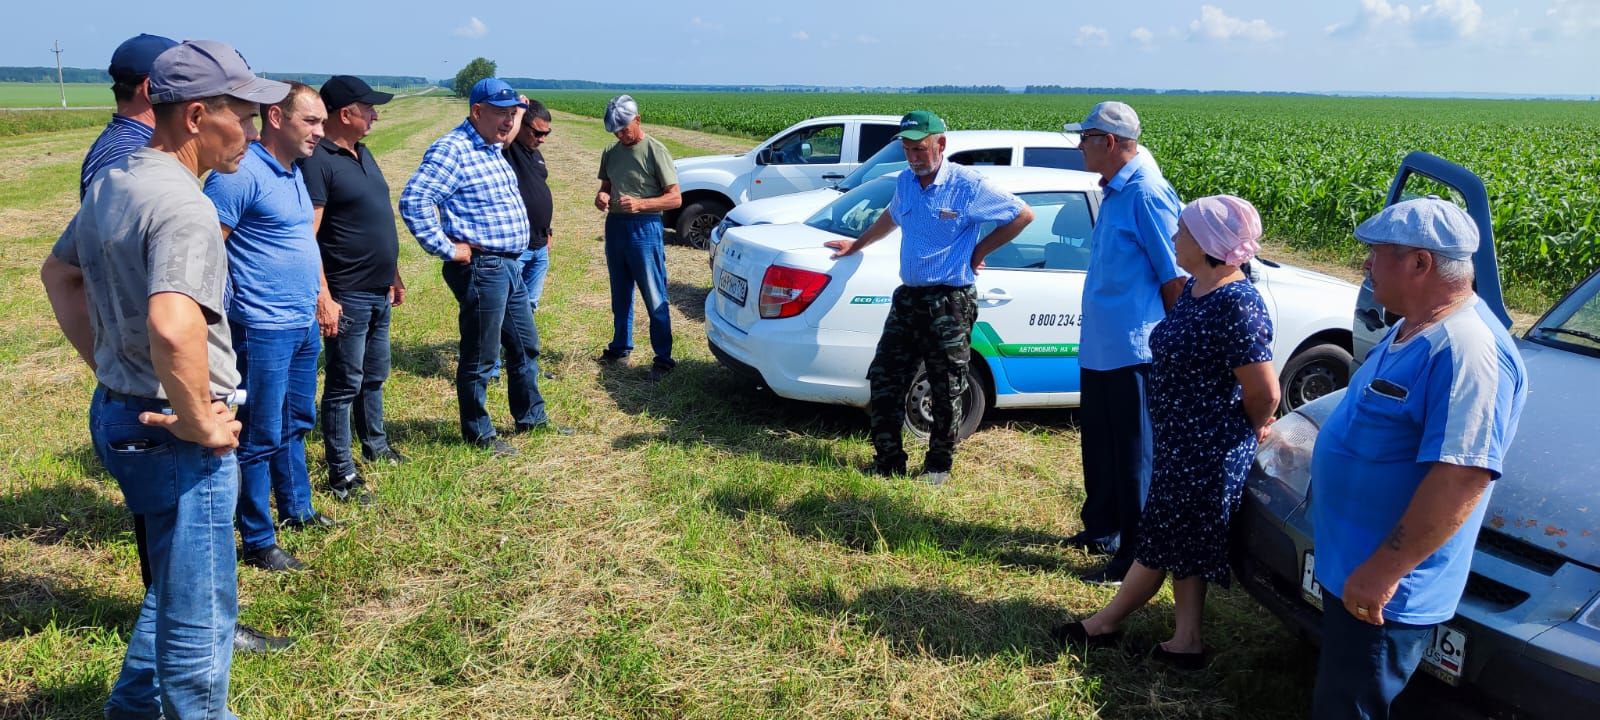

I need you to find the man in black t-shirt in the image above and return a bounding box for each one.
[300,75,403,503]
[504,99,555,310]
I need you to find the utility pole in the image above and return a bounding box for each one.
[51,40,66,108]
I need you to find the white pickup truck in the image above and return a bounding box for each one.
[667,115,902,249]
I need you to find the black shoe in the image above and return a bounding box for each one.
[327,474,375,506]
[1078,566,1126,587]
[541,369,557,380]
[1149,643,1208,671]
[865,461,906,478]
[234,623,294,653]
[280,511,339,532]
[513,422,575,436]
[362,447,407,465]
[648,364,674,382]
[1064,532,1115,556]
[474,437,519,456]
[243,545,305,572]
[1050,621,1123,649]
[595,349,630,364]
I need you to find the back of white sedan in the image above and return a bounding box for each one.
[706,166,1359,438]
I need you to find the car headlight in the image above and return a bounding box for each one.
[1255,410,1319,497]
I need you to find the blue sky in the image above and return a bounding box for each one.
[5,1,1596,95]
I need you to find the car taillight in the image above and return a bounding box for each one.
[758,266,830,319]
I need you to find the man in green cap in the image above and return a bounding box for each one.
[826,110,1034,484]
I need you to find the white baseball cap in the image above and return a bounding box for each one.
[1064,101,1141,140]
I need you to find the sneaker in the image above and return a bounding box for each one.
[242,545,305,573]
[328,474,375,506]
[280,511,339,532]
[595,349,631,364]
[513,422,575,436]
[474,437,519,457]
[362,447,407,465]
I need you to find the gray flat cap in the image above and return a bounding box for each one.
[605,94,639,133]
[1355,197,1479,260]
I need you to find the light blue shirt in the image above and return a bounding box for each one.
[400,119,530,260]
[1311,298,1527,625]
[888,161,1023,287]
[204,142,321,329]
[1079,152,1183,371]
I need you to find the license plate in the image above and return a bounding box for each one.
[1301,551,1324,609]
[717,269,748,305]
[1420,625,1468,685]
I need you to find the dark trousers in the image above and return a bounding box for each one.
[1313,588,1434,720]
[1078,364,1153,572]
[320,289,393,484]
[441,254,547,443]
[866,284,977,473]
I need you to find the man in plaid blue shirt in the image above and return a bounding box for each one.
[401,78,572,454]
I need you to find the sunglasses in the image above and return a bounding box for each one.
[525,127,552,138]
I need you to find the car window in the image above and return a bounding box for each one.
[1529,271,1600,358]
[980,192,1095,271]
[838,142,907,190]
[1024,146,1085,171]
[805,177,898,239]
[949,148,1012,166]
[768,124,845,165]
[857,124,899,162]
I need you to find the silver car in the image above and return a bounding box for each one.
[1233,153,1600,717]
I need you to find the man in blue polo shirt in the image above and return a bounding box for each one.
[1310,198,1526,719]
[827,110,1034,484]
[80,33,176,199]
[401,78,571,455]
[205,82,333,573]
[1064,101,1186,585]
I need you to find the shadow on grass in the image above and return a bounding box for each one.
[791,583,1068,662]
[390,341,457,380]
[667,280,707,323]
[0,572,140,642]
[0,676,106,720]
[382,417,463,447]
[708,484,1089,572]
[0,480,130,547]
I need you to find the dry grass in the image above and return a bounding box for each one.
[0,97,1321,719]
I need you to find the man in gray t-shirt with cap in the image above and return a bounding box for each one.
[41,39,287,720]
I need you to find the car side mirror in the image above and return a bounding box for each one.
[799,141,813,159]
[756,148,773,165]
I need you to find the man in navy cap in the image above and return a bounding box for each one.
[43,39,287,719]
[1308,198,1527,719]
[79,33,176,198]
[401,78,571,456]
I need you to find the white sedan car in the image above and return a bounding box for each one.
[705,166,1360,438]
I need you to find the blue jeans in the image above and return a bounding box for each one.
[92,386,240,720]
[519,245,550,311]
[231,321,320,550]
[1312,588,1434,720]
[441,254,548,443]
[604,214,674,369]
[321,290,393,482]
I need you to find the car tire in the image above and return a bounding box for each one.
[675,199,730,251]
[903,363,990,442]
[1279,343,1352,412]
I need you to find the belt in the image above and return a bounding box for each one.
[900,283,973,295]
[471,248,523,259]
[102,386,246,410]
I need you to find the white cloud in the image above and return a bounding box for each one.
[1075,25,1111,47]
[1189,4,1284,42]
[452,17,487,39]
[1130,26,1156,47]
[791,30,809,41]
[691,16,724,32]
[1547,0,1600,37]
[856,34,880,45]
[1327,0,1484,42]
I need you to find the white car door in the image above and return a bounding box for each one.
[971,190,1098,400]
[749,123,851,200]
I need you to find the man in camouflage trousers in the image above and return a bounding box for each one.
[826,110,1034,484]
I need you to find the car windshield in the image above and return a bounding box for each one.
[805,176,897,238]
[1528,270,1600,358]
[837,142,908,191]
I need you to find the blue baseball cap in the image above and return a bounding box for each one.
[469,78,527,108]
[1355,197,1479,260]
[109,33,178,80]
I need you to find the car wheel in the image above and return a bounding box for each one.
[675,199,730,251]
[1279,343,1352,412]
[903,363,990,442]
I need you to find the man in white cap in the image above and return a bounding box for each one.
[1064,100,1186,585]
[41,39,287,719]
[1308,198,1526,719]
[593,94,681,381]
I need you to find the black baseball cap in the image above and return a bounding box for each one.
[319,75,394,110]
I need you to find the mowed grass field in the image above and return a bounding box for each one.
[1,96,1330,719]
[0,83,113,108]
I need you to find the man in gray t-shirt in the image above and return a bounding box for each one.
[41,39,287,720]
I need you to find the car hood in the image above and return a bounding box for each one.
[1255,258,1358,291]
[1485,339,1600,568]
[725,187,842,226]
[676,153,744,170]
